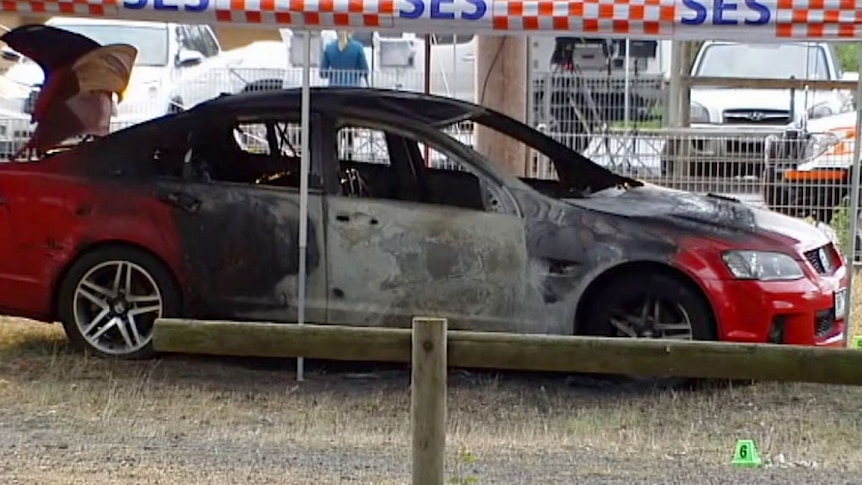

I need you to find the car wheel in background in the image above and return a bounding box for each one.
[579,271,717,389]
[57,246,181,360]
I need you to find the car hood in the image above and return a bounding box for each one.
[801,109,859,132]
[572,184,830,253]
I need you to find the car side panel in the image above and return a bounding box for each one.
[0,171,184,321]
[512,188,685,334]
[0,179,14,313]
[323,196,532,332]
[153,180,327,323]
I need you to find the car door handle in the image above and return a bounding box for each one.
[335,212,378,225]
[461,54,475,62]
[157,190,201,213]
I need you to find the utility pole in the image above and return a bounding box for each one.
[474,35,528,177]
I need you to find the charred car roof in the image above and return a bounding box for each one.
[189,87,639,191]
[70,86,637,193]
[198,87,485,127]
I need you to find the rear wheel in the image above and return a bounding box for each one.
[57,246,181,359]
[580,272,717,388]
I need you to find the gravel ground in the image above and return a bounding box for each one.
[2,317,862,485]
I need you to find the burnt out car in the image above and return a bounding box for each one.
[0,87,850,359]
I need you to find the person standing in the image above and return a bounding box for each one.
[320,31,369,87]
[320,31,369,161]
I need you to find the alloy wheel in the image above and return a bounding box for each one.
[608,295,694,340]
[72,260,163,356]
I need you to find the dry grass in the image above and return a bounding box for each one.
[1,278,862,484]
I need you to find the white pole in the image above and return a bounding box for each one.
[845,42,862,347]
[297,29,312,381]
[623,38,631,128]
[667,41,682,127]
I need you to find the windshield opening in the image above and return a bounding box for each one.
[41,24,169,67]
[428,114,637,198]
[694,43,829,80]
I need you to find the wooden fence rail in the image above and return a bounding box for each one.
[153,318,862,386]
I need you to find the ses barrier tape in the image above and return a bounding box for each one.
[1,0,861,40]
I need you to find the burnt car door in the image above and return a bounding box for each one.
[320,117,530,332]
[148,112,328,323]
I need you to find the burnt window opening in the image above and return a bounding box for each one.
[333,122,494,213]
[214,118,312,189]
[150,116,318,190]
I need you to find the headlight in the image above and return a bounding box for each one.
[722,250,805,281]
[806,103,833,120]
[805,132,841,159]
[689,102,709,123]
[804,128,854,160]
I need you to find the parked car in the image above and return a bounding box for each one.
[763,112,850,217]
[762,109,862,253]
[662,40,855,177]
[0,85,849,359]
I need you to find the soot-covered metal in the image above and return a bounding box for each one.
[13,86,834,342]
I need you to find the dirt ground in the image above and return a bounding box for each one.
[2,278,862,484]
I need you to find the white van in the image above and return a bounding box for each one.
[0,16,238,123]
[412,34,477,102]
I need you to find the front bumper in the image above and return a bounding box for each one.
[661,125,787,177]
[705,272,848,347]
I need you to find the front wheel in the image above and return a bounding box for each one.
[580,272,716,387]
[57,246,181,359]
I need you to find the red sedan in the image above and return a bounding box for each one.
[0,84,849,360]
[0,18,849,361]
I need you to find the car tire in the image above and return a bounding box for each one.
[580,271,717,388]
[57,245,181,360]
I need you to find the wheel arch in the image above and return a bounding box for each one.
[51,239,183,320]
[574,260,718,335]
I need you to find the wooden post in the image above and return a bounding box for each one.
[411,317,447,485]
[474,35,528,177]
